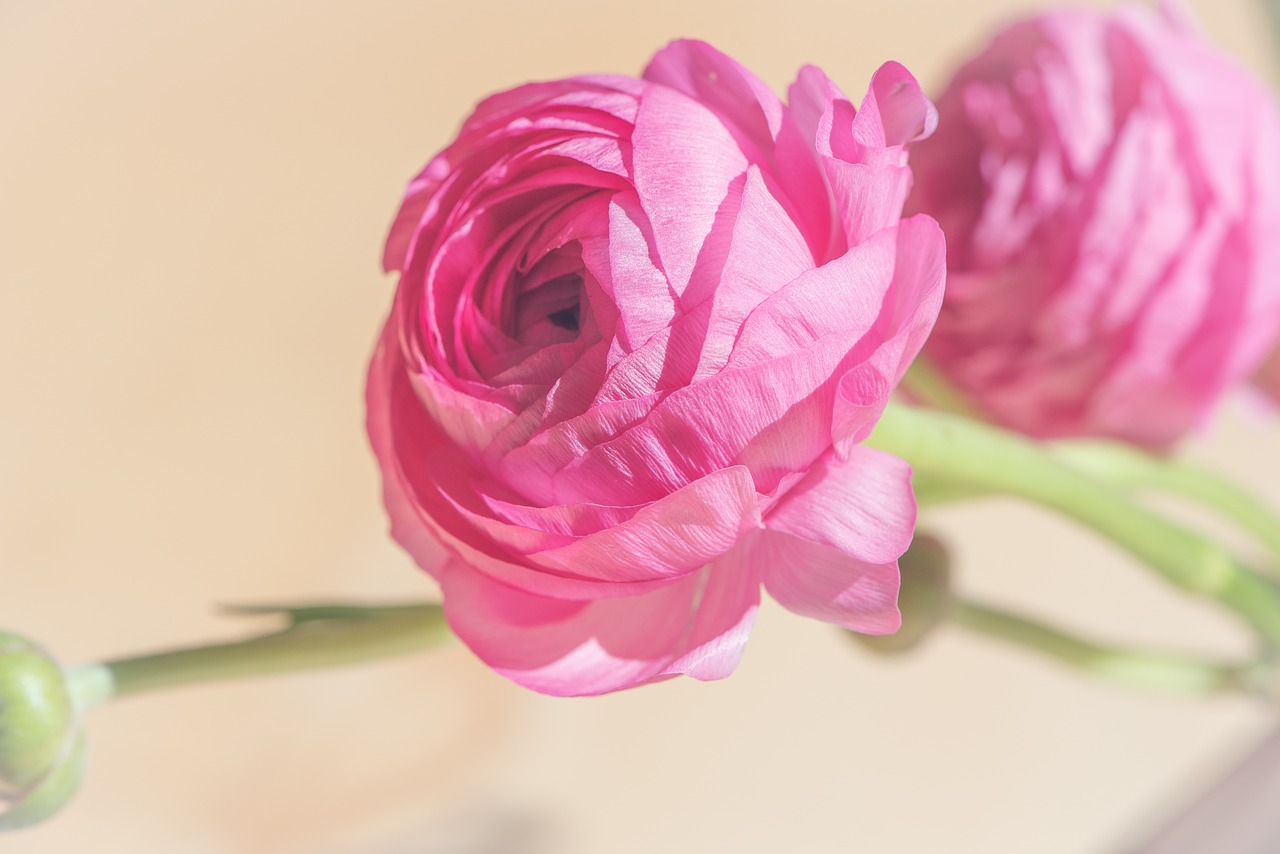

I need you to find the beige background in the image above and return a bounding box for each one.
[3,1,1279,851]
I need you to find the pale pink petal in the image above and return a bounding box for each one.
[790,63,936,246]
[440,553,759,696]
[758,531,901,634]
[692,165,816,378]
[759,446,916,633]
[449,465,761,583]
[631,83,749,298]
[662,542,763,681]
[643,39,784,165]
[579,191,677,354]
[767,446,916,564]
[725,227,901,369]
[849,61,938,151]
[643,41,833,261]
[553,334,865,503]
[883,216,948,343]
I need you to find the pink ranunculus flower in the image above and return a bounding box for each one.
[367,40,945,695]
[906,2,1280,447]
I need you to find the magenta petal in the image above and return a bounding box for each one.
[758,530,902,634]
[366,321,451,579]
[580,191,677,354]
[787,63,937,246]
[631,84,748,298]
[759,446,916,633]
[440,554,759,696]
[767,446,916,564]
[662,542,762,681]
[852,61,938,150]
[453,465,761,583]
[643,39,784,163]
[693,165,816,378]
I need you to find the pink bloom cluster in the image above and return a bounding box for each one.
[367,41,945,695]
[907,2,1280,446]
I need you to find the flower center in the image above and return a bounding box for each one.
[547,304,581,333]
[511,270,585,347]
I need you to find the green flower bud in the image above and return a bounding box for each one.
[854,533,953,654]
[0,632,84,830]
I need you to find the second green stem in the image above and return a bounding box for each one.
[867,404,1280,647]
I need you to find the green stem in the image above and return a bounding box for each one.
[950,598,1252,696]
[1050,441,1280,565]
[866,404,1280,646]
[900,358,987,420]
[910,472,991,508]
[68,603,448,708]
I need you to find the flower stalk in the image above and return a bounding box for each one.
[949,598,1253,697]
[1048,441,1280,566]
[867,403,1280,648]
[0,604,448,830]
[70,603,449,709]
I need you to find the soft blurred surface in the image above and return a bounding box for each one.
[2,1,1277,851]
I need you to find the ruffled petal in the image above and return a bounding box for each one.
[440,550,760,696]
[788,63,936,247]
[758,446,916,633]
[579,191,677,355]
[449,465,762,583]
[631,82,749,298]
[643,39,784,167]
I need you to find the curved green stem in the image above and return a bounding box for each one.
[900,358,987,420]
[910,472,992,508]
[866,404,1280,646]
[1050,441,1280,565]
[950,598,1253,696]
[68,603,448,709]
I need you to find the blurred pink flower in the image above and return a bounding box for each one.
[907,1,1280,447]
[367,40,944,695]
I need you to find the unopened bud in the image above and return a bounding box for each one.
[0,632,84,830]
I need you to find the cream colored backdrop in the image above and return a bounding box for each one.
[3,1,1278,852]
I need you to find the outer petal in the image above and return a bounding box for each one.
[371,323,666,599]
[643,39,784,164]
[692,165,817,378]
[660,543,763,681]
[440,551,760,696]
[579,191,677,355]
[829,215,947,451]
[758,446,916,633]
[631,83,748,298]
[849,61,939,151]
[367,319,453,580]
[789,62,936,247]
[451,465,762,583]
[643,40,834,263]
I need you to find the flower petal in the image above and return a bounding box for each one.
[643,39,784,167]
[788,63,936,246]
[440,551,760,696]
[758,446,916,633]
[631,82,748,298]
